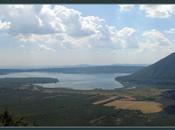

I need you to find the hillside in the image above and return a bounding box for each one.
[116,52,175,86]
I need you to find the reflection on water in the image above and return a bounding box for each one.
[0,72,130,90]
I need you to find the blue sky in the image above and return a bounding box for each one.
[0,4,175,67]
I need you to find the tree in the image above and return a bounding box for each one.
[0,109,28,126]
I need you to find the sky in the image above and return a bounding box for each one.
[0,4,175,67]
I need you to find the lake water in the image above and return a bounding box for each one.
[0,72,130,90]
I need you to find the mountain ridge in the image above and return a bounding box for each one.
[116,52,175,86]
[0,65,144,75]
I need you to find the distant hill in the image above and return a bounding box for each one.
[116,52,175,86]
[0,65,143,75]
[29,65,143,74]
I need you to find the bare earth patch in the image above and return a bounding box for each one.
[103,100,162,114]
[93,88,167,114]
[93,96,118,105]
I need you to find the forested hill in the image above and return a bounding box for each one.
[116,52,175,85]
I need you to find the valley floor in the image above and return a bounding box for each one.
[1,84,175,126]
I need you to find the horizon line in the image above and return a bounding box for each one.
[0,63,148,69]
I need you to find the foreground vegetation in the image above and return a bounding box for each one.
[0,77,175,126]
[0,110,28,126]
[0,87,147,126]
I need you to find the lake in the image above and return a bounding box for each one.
[0,72,129,90]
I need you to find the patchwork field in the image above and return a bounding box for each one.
[93,94,163,114]
[104,100,162,114]
[92,87,174,114]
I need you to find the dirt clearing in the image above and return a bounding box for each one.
[103,100,162,114]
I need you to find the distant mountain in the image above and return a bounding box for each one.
[0,64,146,69]
[116,52,175,86]
[25,65,143,74]
[0,65,144,75]
[110,64,147,67]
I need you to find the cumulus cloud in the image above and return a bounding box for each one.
[39,5,106,38]
[0,5,103,39]
[0,5,99,37]
[140,5,175,18]
[117,27,135,36]
[110,27,137,49]
[1,4,174,53]
[0,5,51,34]
[139,29,174,51]
[1,4,175,65]
[0,5,140,50]
[118,5,134,12]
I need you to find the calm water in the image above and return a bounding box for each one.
[0,72,130,90]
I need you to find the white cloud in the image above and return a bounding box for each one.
[0,20,11,30]
[0,5,139,51]
[0,5,60,34]
[1,5,175,65]
[139,29,174,52]
[39,5,98,37]
[107,27,137,49]
[16,34,57,43]
[38,44,55,51]
[118,5,134,12]
[117,27,135,37]
[165,28,175,34]
[140,5,175,18]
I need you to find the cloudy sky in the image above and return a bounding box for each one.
[0,4,175,67]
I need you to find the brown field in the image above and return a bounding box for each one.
[103,100,162,114]
[92,88,175,114]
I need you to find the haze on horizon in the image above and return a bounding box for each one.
[0,4,175,67]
